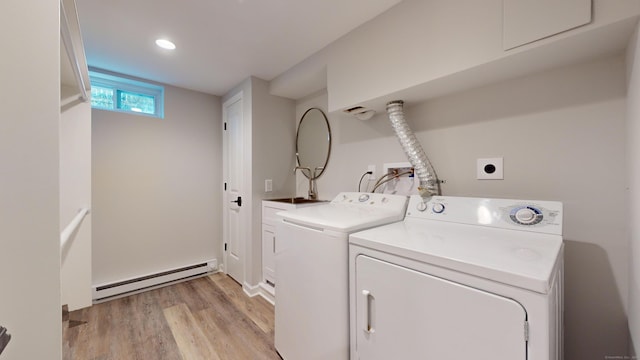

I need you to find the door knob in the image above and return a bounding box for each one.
[231,196,242,207]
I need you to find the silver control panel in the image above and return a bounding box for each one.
[331,192,408,211]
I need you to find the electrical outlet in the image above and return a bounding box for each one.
[265,179,273,192]
[477,158,503,180]
[367,165,376,178]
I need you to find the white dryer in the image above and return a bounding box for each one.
[275,192,408,360]
[349,195,564,360]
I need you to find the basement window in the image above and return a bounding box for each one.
[89,70,164,118]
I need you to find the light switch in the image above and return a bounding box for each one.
[265,179,273,192]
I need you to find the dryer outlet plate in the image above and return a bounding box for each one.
[477,158,504,180]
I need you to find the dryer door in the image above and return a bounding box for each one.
[355,255,527,360]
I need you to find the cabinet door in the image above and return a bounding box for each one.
[262,223,276,284]
[503,0,591,50]
[354,255,527,360]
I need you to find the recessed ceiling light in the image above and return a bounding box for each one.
[155,39,176,50]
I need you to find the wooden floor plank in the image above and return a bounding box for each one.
[127,290,183,360]
[193,307,256,360]
[209,273,275,334]
[154,277,220,314]
[191,276,280,359]
[107,297,144,359]
[68,299,113,359]
[63,272,279,360]
[163,303,221,360]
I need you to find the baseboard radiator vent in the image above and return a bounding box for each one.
[92,260,217,303]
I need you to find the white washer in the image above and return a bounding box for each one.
[349,195,564,360]
[275,192,408,360]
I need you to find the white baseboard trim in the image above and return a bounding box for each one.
[257,282,275,305]
[243,281,275,305]
[242,281,261,298]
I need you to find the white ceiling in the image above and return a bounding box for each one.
[76,0,402,97]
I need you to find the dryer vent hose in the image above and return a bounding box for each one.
[386,100,440,198]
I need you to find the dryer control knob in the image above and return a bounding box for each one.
[511,206,543,225]
[416,201,428,212]
[358,194,370,202]
[432,203,445,214]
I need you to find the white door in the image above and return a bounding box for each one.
[223,93,244,283]
[355,255,527,360]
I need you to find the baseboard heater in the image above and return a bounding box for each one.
[92,260,217,302]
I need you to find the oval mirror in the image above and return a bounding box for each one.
[296,108,331,179]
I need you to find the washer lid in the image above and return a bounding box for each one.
[349,219,563,293]
[279,203,406,233]
[278,192,408,233]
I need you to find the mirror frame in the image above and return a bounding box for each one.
[295,108,331,180]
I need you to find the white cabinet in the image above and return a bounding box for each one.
[262,222,277,286]
[261,199,323,301]
[503,0,591,50]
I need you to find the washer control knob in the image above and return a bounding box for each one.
[358,194,370,202]
[416,201,428,212]
[432,203,445,214]
[510,206,543,225]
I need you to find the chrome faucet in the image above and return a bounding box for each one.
[294,166,318,200]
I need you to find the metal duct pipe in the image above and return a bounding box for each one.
[386,100,440,198]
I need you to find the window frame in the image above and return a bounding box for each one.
[89,70,165,119]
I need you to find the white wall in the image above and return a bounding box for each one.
[60,86,92,310]
[298,55,629,359]
[251,78,296,286]
[327,0,503,111]
[626,23,640,357]
[92,80,221,286]
[326,0,639,112]
[0,0,62,358]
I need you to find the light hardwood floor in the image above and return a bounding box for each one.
[63,273,280,360]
